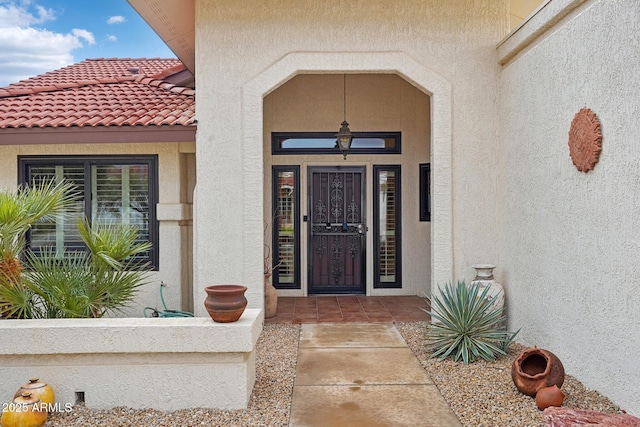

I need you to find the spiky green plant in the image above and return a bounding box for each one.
[0,222,152,319]
[0,181,151,319]
[426,280,519,364]
[0,180,79,281]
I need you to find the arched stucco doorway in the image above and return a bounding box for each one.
[263,73,430,296]
[243,52,452,299]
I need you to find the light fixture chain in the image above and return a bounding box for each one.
[343,74,347,121]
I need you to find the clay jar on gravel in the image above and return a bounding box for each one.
[536,385,565,410]
[204,285,248,323]
[511,347,565,396]
[14,378,55,407]
[471,264,505,328]
[264,274,278,319]
[1,392,48,427]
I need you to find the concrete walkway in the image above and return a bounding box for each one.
[289,323,462,427]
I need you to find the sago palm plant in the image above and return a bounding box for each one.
[0,180,78,282]
[0,181,151,319]
[426,280,519,364]
[12,220,152,318]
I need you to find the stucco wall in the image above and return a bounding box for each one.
[263,74,431,296]
[0,142,195,316]
[498,0,640,414]
[194,0,509,313]
[0,312,261,410]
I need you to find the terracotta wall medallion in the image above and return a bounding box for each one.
[568,108,602,172]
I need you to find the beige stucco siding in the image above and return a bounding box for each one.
[194,0,510,312]
[498,0,640,414]
[0,142,195,316]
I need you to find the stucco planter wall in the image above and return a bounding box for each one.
[0,310,262,411]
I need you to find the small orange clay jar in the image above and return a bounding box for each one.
[511,347,565,396]
[536,385,565,410]
[1,392,48,427]
[14,378,55,407]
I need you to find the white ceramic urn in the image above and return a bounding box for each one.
[471,264,505,327]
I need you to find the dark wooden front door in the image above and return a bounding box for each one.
[308,167,366,294]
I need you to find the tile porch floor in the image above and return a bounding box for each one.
[265,295,430,324]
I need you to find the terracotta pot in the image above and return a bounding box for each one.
[14,378,55,407]
[204,285,247,323]
[536,385,565,410]
[264,275,278,319]
[1,392,48,427]
[511,347,565,396]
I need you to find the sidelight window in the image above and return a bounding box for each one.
[374,165,401,288]
[271,166,300,289]
[420,163,431,222]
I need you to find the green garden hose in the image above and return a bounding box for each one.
[144,282,194,317]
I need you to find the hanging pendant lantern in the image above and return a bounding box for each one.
[336,74,353,159]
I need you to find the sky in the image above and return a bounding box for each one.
[0,0,175,87]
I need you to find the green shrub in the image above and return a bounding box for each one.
[0,181,151,319]
[426,280,519,364]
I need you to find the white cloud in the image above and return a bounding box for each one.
[33,4,56,23]
[106,15,125,25]
[106,34,117,42]
[0,2,96,87]
[0,2,55,27]
[72,28,95,45]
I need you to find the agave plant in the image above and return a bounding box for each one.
[426,280,519,364]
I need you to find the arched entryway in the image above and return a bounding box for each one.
[243,52,452,297]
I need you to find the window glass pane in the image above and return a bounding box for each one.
[420,163,431,221]
[352,138,394,149]
[92,164,150,263]
[272,132,400,155]
[281,138,334,149]
[29,165,85,255]
[92,164,149,236]
[378,170,397,282]
[278,136,396,150]
[276,170,295,284]
[23,157,157,267]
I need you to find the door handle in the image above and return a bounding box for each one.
[358,224,368,235]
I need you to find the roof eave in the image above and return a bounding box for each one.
[126,0,195,73]
[0,126,196,146]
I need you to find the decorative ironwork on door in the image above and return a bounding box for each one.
[309,167,366,294]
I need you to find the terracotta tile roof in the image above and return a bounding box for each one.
[2,58,182,90]
[0,58,195,129]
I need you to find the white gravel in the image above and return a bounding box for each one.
[396,321,622,427]
[47,323,299,427]
[47,322,621,427]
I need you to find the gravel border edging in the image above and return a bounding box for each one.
[396,321,621,427]
[46,321,621,427]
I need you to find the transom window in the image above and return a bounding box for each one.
[272,132,401,155]
[18,156,159,268]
